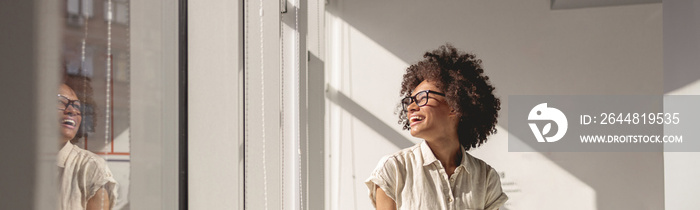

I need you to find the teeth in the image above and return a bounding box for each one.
[62,119,75,126]
[410,116,424,122]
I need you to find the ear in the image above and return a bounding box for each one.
[449,110,462,125]
[449,109,461,117]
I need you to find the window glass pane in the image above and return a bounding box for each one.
[60,0,130,208]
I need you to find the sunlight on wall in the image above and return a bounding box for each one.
[664,80,700,209]
[324,10,597,210]
[470,125,596,209]
[325,11,412,210]
[324,1,661,209]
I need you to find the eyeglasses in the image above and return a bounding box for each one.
[58,94,82,115]
[401,90,446,112]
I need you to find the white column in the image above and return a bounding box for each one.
[188,0,244,209]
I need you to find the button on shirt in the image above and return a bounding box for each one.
[58,142,118,210]
[365,141,507,210]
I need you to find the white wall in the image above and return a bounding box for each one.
[663,0,700,209]
[324,0,663,209]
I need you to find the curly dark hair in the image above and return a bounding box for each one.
[399,44,500,150]
[63,73,97,143]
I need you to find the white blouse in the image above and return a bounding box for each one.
[58,142,118,210]
[365,141,507,210]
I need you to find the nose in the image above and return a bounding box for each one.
[407,100,419,113]
[63,105,79,116]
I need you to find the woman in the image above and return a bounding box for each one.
[365,44,507,210]
[58,75,118,210]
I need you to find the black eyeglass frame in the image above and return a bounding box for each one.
[401,90,446,112]
[57,94,83,114]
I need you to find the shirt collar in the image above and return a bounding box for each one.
[57,142,72,168]
[420,141,472,174]
[458,146,471,174]
[420,141,438,166]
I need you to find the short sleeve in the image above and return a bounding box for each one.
[84,157,119,208]
[364,156,398,208]
[483,168,508,210]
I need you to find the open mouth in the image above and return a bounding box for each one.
[62,119,76,127]
[410,115,424,126]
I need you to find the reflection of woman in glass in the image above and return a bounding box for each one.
[58,75,117,210]
[366,44,507,209]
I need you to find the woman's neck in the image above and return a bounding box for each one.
[425,136,462,169]
[60,139,70,149]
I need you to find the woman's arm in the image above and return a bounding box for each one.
[86,187,110,210]
[375,186,396,210]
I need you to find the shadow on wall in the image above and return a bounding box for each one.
[327,81,664,210]
[326,85,414,149]
[663,0,700,93]
[325,0,674,209]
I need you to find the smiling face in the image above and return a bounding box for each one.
[407,80,460,140]
[58,84,82,144]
